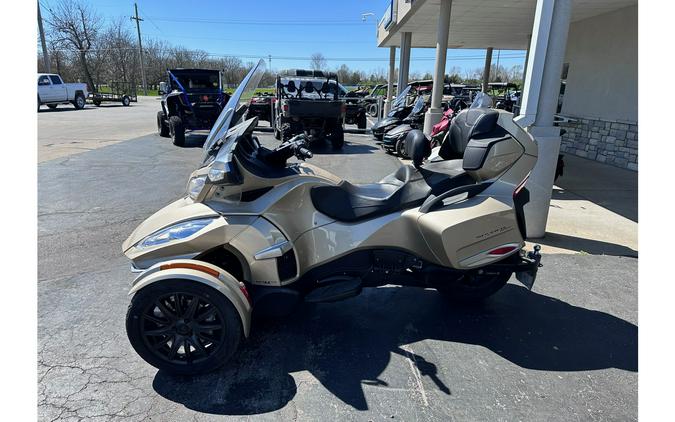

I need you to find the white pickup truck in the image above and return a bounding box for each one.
[37,74,88,111]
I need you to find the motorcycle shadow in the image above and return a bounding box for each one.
[152,283,637,415]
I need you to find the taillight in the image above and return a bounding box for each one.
[239,282,252,305]
[340,104,346,114]
[514,172,530,198]
[488,246,517,256]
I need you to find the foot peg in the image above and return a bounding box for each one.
[304,277,363,303]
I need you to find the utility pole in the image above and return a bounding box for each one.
[131,3,147,95]
[38,2,50,73]
[268,54,272,71]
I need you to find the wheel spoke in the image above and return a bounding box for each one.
[143,313,168,326]
[196,331,221,346]
[167,336,181,359]
[196,323,223,332]
[173,294,184,317]
[145,326,173,336]
[151,337,170,350]
[188,336,206,355]
[184,296,199,320]
[156,299,177,322]
[183,339,192,362]
[195,306,217,322]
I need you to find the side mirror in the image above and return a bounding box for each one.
[159,81,168,95]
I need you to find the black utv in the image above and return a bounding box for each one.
[156,69,230,146]
[273,69,345,149]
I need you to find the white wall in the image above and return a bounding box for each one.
[561,5,638,123]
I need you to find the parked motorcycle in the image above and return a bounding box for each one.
[122,60,543,375]
[370,85,414,141]
[381,95,427,157]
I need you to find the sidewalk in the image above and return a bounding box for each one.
[529,155,638,256]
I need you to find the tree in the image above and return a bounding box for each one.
[309,52,327,70]
[46,0,102,91]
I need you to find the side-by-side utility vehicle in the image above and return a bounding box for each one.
[273,70,345,149]
[123,60,542,375]
[157,69,230,146]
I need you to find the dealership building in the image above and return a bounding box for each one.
[375,0,638,237]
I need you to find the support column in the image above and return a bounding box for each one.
[423,0,453,135]
[517,34,532,116]
[384,46,397,115]
[482,47,493,92]
[397,32,412,95]
[516,0,572,238]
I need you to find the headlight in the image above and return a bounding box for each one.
[187,175,206,200]
[137,218,215,248]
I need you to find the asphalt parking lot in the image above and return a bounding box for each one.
[38,104,637,421]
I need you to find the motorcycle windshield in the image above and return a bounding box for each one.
[407,96,425,117]
[388,85,412,115]
[202,58,266,158]
[470,91,493,109]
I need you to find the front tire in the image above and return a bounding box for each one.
[395,137,408,158]
[329,125,344,149]
[126,280,243,375]
[436,270,511,304]
[157,111,170,137]
[122,95,131,106]
[169,116,185,147]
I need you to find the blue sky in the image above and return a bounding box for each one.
[43,0,525,75]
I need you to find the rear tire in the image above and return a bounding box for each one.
[169,116,185,147]
[122,96,131,107]
[126,280,243,375]
[357,112,367,129]
[157,111,170,137]
[329,125,344,149]
[73,93,86,110]
[436,271,511,304]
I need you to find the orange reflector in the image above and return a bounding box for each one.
[160,262,220,278]
[488,246,517,256]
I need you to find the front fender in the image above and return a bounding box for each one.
[129,259,253,337]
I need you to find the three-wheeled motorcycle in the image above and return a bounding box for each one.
[123,60,542,375]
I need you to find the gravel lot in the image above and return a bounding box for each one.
[38,105,637,421]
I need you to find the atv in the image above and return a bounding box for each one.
[157,69,230,146]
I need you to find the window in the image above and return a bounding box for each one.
[557,63,569,113]
[49,75,62,85]
[38,76,51,86]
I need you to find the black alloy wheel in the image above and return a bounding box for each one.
[126,280,242,374]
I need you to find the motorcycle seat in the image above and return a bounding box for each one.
[311,162,473,222]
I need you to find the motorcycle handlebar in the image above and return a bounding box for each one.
[298,147,313,159]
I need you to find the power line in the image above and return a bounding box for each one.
[145,16,368,26]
